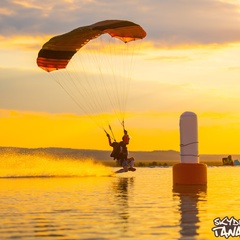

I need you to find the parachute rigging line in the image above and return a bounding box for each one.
[36,19,147,130]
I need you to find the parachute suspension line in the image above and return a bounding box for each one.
[121,41,136,120]
[120,39,142,123]
[97,36,132,126]
[117,39,144,125]
[114,38,142,125]
[98,36,124,125]
[44,38,143,132]
[56,70,100,118]
[121,120,125,131]
[70,58,106,116]
[118,42,130,124]
[36,20,147,134]
[71,35,125,128]
[112,39,128,124]
[85,39,112,117]
[103,128,115,142]
[71,35,142,129]
[48,70,104,129]
[65,48,110,128]
[108,124,116,142]
[80,43,114,119]
[71,57,104,115]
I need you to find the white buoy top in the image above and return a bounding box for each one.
[179,111,199,163]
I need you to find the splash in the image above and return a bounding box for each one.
[0,152,114,178]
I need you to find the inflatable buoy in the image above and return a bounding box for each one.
[173,112,207,185]
[173,163,207,185]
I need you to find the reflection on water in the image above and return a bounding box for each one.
[173,185,207,239]
[1,167,240,239]
[0,176,115,239]
[113,177,134,232]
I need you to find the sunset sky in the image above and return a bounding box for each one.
[1,0,240,154]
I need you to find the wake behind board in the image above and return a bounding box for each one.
[115,168,136,173]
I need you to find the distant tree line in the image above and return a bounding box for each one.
[136,161,168,167]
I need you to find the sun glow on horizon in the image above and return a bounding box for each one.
[2,20,240,154]
[1,108,240,154]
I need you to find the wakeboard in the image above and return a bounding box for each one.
[115,168,136,173]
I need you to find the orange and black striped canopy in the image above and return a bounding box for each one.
[37,20,147,72]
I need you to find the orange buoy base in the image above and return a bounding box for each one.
[173,163,207,185]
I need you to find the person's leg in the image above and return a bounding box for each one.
[122,159,128,172]
[127,157,136,171]
[128,157,134,168]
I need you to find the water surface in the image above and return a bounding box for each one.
[1,167,240,239]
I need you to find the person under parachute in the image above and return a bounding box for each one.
[36,20,146,169]
[106,128,135,172]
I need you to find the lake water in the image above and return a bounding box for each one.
[1,162,240,239]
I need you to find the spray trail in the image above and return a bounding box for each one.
[0,152,113,178]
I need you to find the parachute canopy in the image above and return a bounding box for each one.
[37,20,146,72]
[36,20,146,131]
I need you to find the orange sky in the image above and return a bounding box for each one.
[2,1,240,154]
[1,108,240,154]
